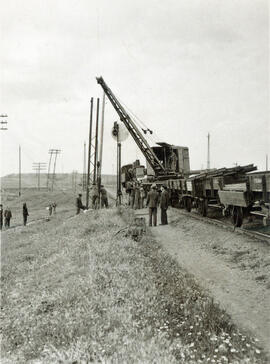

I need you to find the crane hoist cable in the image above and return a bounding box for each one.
[113,92,163,146]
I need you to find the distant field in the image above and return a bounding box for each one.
[0,189,77,228]
[1,173,116,190]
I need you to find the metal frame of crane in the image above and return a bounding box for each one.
[96,76,177,178]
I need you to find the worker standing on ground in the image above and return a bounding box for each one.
[0,204,3,231]
[134,182,140,210]
[52,202,57,214]
[48,204,53,216]
[160,185,169,225]
[91,183,99,209]
[4,207,12,228]
[76,194,85,214]
[139,184,146,209]
[146,184,159,227]
[23,203,29,226]
[100,185,108,208]
[130,183,135,208]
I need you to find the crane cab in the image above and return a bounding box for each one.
[146,143,190,177]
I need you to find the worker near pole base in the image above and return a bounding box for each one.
[134,182,140,210]
[4,207,12,228]
[100,185,108,208]
[23,203,29,226]
[76,193,84,214]
[146,183,159,227]
[139,184,146,209]
[91,184,99,209]
[130,183,135,208]
[160,185,169,225]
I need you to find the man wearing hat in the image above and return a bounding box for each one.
[160,185,170,225]
[100,185,108,208]
[76,193,84,214]
[91,183,99,209]
[146,183,159,226]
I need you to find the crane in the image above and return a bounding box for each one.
[96,76,168,176]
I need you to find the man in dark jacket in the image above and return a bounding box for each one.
[130,184,135,208]
[100,185,108,208]
[91,184,99,209]
[160,185,170,225]
[23,203,29,226]
[4,207,12,228]
[76,194,84,214]
[146,184,159,226]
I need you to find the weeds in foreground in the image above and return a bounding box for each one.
[1,208,266,363]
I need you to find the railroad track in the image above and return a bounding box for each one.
[105,187,270,244]
[173,209,270,244]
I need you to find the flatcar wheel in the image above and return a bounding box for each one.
[232,207,243,227]
[185,198,192,212]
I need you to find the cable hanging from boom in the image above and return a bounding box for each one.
[113,91,162,145]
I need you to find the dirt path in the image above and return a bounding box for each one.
[135,207,270,357]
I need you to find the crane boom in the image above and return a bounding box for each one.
[96,76,166,175]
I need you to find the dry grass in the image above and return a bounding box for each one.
[1,205,267,363]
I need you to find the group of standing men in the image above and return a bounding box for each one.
[127,182,146,209]
[146,183,170,227]
[127,182,170,226]
[0,203,29,230]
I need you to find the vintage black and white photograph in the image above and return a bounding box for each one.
[1,0,269,363]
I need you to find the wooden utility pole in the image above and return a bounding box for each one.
[47,150,53,190]
[97,92,106,206]
[19,145,21,196]
[83,141,86,190]
[207,133,210,170]
[48,149,61,191]
[51,151,60,191]
[99,92,105,177]
[117,139,122,205]
[86,98,94,208]
[266,154,268,171]
[93,98,100,184]
[32,162,47,190]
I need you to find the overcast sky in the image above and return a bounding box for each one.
[1,0,269,177]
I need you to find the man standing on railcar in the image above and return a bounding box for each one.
[146,183,159,227]
[160,185,170,225]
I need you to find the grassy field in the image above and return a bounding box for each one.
[1,173,116,190]
[0,199,267,363]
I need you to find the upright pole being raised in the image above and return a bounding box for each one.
[97,92,105,206]
[86,97,94,208]
[93,98,100,184]
[117,139,122,206]
[99,92,105,177]
[19,145,21,196]
[83,141,86,190]
[51,151,61,191]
